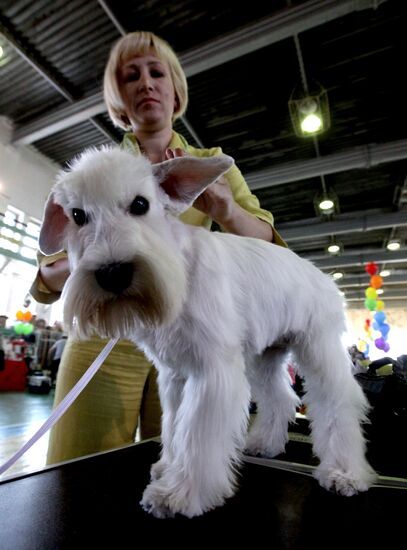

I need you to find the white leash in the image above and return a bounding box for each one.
[0,337,119,477]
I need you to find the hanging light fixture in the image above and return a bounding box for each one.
[386,239,401,251]
[289,81,330,137]
[314,189,338,216]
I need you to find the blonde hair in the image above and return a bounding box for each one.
[104,31,188,130]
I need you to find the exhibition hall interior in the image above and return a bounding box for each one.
[0,0,406,529]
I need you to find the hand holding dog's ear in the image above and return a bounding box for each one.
[153,152,234,214]
[164,148,235,222]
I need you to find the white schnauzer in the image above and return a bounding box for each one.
[39,147,376,518]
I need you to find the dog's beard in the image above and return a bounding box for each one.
[63,255,185,340]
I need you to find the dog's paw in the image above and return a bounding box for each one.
[244,433,286,458]
[140,482,176,518]
[315,466,376,496]
[140,479,207,519]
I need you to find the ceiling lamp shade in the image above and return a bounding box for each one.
[289,82,330,137]
[313,189,338,216]
[327,242,341,255]
[386,239,401,251]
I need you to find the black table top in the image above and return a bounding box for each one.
[0,439,405,549]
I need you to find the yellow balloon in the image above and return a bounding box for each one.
[365,287,377,299]
[16,310,24,321]
[376,300,385,310]
[358,340,367,352]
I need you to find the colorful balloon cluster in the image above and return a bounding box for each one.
[362,262,390,353]
[14,310,34,336]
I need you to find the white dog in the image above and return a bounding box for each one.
[39,147,376,518]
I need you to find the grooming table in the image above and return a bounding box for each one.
[0,439,405,549]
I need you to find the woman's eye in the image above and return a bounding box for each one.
[130,196,149,216]
[72,208,88,226]
[150,69,164,78]
[124,71,139,82]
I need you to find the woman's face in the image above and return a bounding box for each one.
[119,52,177,131]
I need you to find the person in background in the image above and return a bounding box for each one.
[0,315,7,371]
[47,334,68,385]
[31,31,286,465]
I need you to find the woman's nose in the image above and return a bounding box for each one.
[139,72,154,92]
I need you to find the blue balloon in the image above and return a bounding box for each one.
[374,311,386,324]
[380,323,390,336]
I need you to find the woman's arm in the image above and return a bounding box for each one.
[192,175,274,241]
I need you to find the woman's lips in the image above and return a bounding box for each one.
[137,98,159,107]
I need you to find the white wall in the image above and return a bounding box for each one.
[0,116,59,220]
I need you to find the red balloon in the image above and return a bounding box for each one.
[365,319,371,326]
[365,262,378,276]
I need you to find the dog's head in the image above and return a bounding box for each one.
[39,147,233,339]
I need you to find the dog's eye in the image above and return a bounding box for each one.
[130,196,149,216]
[72,208,88,226]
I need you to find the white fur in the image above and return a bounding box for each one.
[39,147,376,518]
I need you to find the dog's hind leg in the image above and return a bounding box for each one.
[141,352,250,518]
[245,345,300,458]
[292,331,377,495]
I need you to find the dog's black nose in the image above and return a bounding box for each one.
[95,262,133,294]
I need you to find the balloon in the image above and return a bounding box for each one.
[365,262,378,276]
[365,287,377,299]
[380,323,390,334]
[16,310,24,321]
[383,342,390,353]
[14,322,24,334]
[364,343,370,357]
[358,340,367,352]
[365,318,371,327]
[22,323,34,335]
[374,337,386,350]
[23,311,32,322]
[364,298,377,311]
[370,275,383,289]
[376,300,385,311]
[374,311,386,324]
[372,321,379,331]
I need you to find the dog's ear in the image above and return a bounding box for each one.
[39,193,69,255]
[152,154,234,213]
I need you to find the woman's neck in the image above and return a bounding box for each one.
[133,127,173,164]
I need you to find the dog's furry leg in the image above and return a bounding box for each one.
[246,346,300,457]
[150,364,185,481]
[141,353,250,518]
[293,333,377,495]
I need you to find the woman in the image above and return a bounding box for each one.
[31,31,285,465]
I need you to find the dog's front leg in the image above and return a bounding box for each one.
[149,364,185,482]
[141,354,250,518]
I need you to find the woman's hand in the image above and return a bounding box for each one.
[165,148,273,241]
[165,148,235,225]
[40,258,70,293]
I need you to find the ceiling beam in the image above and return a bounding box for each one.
[0,12,79,101]
[312,249,407,270]
[280,210,407,242]
[337,273,407,288]
[246,140,407,189]
[11,0,386,145]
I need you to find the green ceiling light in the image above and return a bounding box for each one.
[289,82,330,137]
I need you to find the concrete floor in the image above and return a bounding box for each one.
[0,390,54,480]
